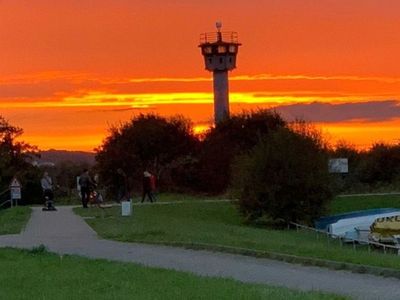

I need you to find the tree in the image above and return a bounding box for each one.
[195,110,286,193]
[95,114,198,197]
[232,125,332,226]
[360,143,400,185]
[0,116,41,205]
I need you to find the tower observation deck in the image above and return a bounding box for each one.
[199,22,241,124]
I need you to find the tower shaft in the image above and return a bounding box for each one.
[213,71,229,123]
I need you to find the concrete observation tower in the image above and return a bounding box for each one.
[199,22,241,124]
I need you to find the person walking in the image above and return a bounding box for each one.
[79,169,94,208]
[141,171,154,203]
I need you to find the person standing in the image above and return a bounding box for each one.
[41,171,54,204]
[79,169,94,208]
[141,171,154,203]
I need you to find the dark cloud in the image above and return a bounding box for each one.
[274,100,400,122]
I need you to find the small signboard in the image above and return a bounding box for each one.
[121,201,132,216]
[10,187,21,200]
[9,177,22,201]
[328,158,348,174]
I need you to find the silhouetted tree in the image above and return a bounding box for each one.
[360,142,400,185]
[0,116,41,205]
[195,110,286,193]
[95,114,198,198]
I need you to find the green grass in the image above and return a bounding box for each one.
[75,199,400,272]
[54,192,225,205]
[0,248,344,300]
[146,192,228,202]
[0,206,31,235]
[330,194,400,214]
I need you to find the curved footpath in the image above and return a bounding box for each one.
[1,207,400,300]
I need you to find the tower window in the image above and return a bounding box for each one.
[219,57,223,64]
[203,46,212,54]
[218,46,227,53]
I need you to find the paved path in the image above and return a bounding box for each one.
[1,207,400,300]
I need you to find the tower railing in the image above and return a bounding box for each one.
[200,32,239,44]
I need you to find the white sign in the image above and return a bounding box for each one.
[10,187,21,200]
[121,201,132,216]
[329,158,348,174]
[9,177,22,200]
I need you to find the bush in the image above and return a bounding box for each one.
[360,143,400,185]
[232,126,333,225]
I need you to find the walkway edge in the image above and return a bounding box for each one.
[119,239,400,279]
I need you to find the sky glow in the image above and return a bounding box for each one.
[1,1,399,151]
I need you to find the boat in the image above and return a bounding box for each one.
[314,208,400,243]
[315,208,400,231]
[328,211,400,237]
[370,215,400,244]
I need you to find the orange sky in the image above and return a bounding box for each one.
[1,1,400,151]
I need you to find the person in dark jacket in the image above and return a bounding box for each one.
[79,169,94,208]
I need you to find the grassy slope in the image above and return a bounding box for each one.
[330,195,400,214]
[76,196,400,270]
[0,206,31,235]
[0,248,344,300]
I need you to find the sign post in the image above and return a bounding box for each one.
[9,177,21,207]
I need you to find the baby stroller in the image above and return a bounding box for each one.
[42,189,57,211]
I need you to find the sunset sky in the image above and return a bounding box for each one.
[1,0,400,151]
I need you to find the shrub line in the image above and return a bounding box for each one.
[126,239,400,279]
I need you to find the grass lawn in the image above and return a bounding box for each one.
[75,196,400,271]
[145,192,228,202]
[0,206,31,235]
[330,194,400,214]
[55,192,225,206]
[0,248,344,300]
